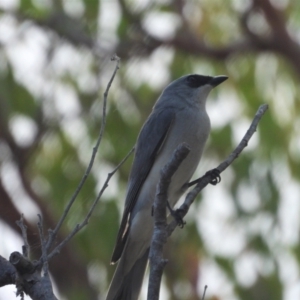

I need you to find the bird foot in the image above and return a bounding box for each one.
[166,202,186,228]
[187,168,221,187]
[206,168,221,185]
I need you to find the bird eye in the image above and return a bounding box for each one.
[186,74,211,88]
[187,76,197,84]
[186,75,202,88]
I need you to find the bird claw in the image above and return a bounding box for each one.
[206,168,221,185]
[168,205,186,228]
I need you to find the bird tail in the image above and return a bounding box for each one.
[106,248,150,300]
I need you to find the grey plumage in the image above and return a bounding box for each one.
[106,74,227,300]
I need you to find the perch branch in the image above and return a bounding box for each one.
[167,104,269,235]
[148,143,191,300]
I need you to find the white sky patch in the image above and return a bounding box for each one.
[51,45,98,93]
[1,161,41,221]
[247,10,271,36]
[207,87,243,129]
[112,87,141,125]
[77,68,98,94]
[255,54,278,97]
[199,259,238,300]
[246,212,274,237]
[88,262,108,294]
[0,221,23,254]
[94,161,119,200]
[284,282,300,300]
[9,114,38,147]
[199,185,246,257]
[61,117,88,146]
[0,14,18,44]
[272,157,300,246]
[53,83,81,118]
[126,47,174,90]
[97,0,120,48]
[5,25,49,97]
[99,0,120,32]
[0,284,30,299]
[232,117,259,151]
[237,181,261,213]
[278,182,300,246]
[0,0,19,10]
[234,252,259,287]
[63,0,85,18]
[277,250,300,300]
[52,44,86,77]
[271,77,296,128]
[143,11,181,39]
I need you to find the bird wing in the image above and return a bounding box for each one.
[111,107,175,263]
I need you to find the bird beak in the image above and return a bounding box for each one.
[209,76,228,87]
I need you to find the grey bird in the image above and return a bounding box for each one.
[106,74,227,300]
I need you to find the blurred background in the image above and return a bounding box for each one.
[0,0,300,299]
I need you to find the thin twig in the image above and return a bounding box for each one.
[47,146,134,260]
[166,104,269,235]
[45,55,121,252]
[202,285,208,300]
[16,214,30,259]
[37,214,49,275]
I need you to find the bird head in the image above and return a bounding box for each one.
[157,74,228,109]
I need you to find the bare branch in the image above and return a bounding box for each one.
[167,104,269,235]
[148,143,190,300]
[201,285,208,300]
[46,55,121,252]
[47,146,134,260]
[9,252,57,300]
[16,214,30,259]
[0,255,16,287]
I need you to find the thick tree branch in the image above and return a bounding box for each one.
[9,252,57,300]
[0,255,16,287]
[148,143,190,300]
